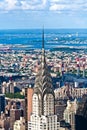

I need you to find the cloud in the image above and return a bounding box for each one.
[0,0,47,11]
[0,0,19,11]
[0,0,87,15]
[49,0,87,13]
[21,0,47,10]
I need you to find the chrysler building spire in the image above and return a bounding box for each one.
[41,27,46,67]
[42,27,44,49]
[34,29,54,98]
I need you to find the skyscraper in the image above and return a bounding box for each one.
[25,86,33,130]
[0,84,2,94]
[0,94,5,115]
[28,30,58,130]
[63,99,78,130]
[10,108,23,130]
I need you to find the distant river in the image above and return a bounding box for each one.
[0,29,87,50]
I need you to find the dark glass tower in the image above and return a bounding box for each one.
[0,94,5,115]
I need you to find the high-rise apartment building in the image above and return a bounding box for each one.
[63,99,78,130]
[28,30,58,130]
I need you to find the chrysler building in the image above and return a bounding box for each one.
[28,29,58,130]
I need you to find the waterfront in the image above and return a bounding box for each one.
[1,29,87,50]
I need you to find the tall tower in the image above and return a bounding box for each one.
[25,85,34,130]
[0,94,5,115]
[0,84,2,94]
[28,29,58,130]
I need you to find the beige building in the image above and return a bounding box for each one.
[54,84,87,99]
[0,113,10,130]
[10,108,23,130]
[63,99,78,130]
[2,80,16,94]
[13,117,25,130]
[59,128,69,130]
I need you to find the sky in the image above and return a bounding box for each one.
[0,0,87,29]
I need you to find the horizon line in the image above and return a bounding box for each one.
[0,28,87,30]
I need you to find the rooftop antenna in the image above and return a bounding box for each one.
[42,26,46,66]
[42,26,44,49]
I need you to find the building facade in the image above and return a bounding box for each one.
[10,108,23,130]
[28,30,58,130]
[63,99,78,130]
[0,112,10,130]
[54,84,87,99]
[0,94,5,115]
[14,117,25,130]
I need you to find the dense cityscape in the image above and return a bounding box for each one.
[0,30,87,130]
[0,0,87,129]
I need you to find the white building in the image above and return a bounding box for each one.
[63,99,78,130]
[14,117,25,130]
[28,31,58,130]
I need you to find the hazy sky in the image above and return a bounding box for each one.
[0,0,87,29]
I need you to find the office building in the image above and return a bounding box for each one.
[0,94,5,115]
[63,99,78,130]
[28,30,58,130]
